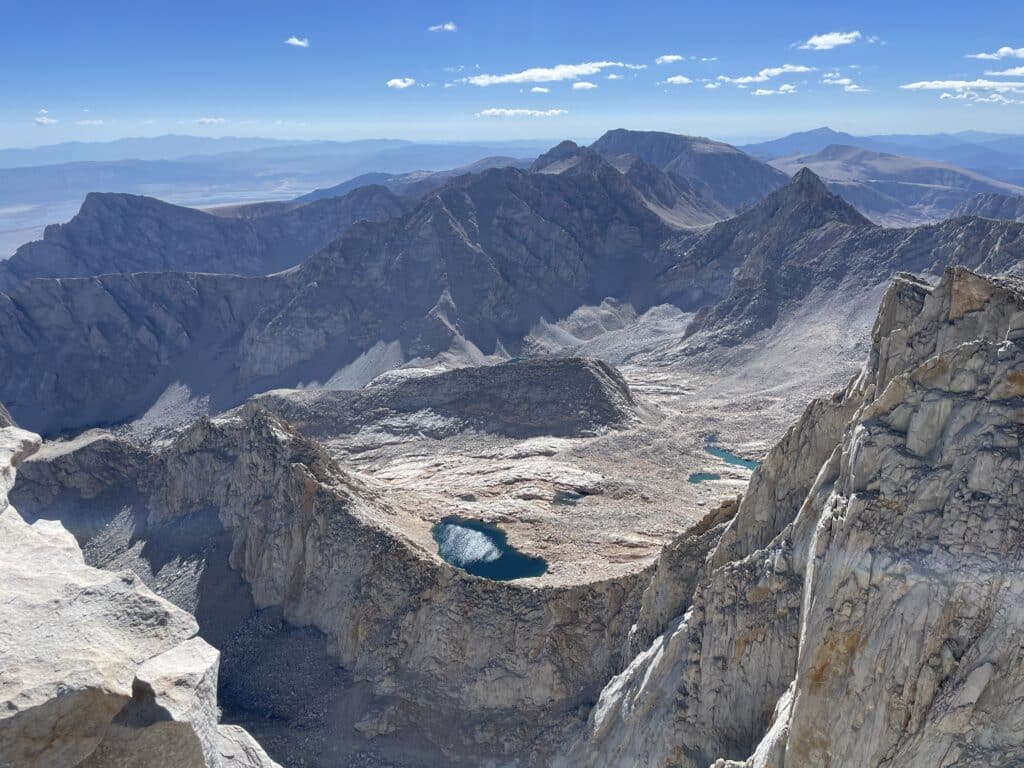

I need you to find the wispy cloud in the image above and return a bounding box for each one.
[663,75,693,85]
[464,61,645,86]
[656,54,684,65]
[902,78,1024,105]
[966,46,1024,60]
[987,66,1024,76]
[386,77,416,89]
[799,31,861,50]
[284,36,309,48]
[822,72,869,92]
[35,109,57,126]
[428,21,457,32]
[607,73,623,80]
[900,79,1024,91]
[76,119,104,125]
[718,64,814,84]
[475,108,568,117]
[196,117,226,125]
[753,84,797,96]
[572,81,598,90]
[704,82,721,89]
[531,86,551,93]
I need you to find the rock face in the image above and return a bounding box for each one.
[952,192,1024,222]
[0,423,279,768]
[0,185,408,291]
[559,266,1024,767]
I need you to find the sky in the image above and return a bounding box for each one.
[2,0,1023,147]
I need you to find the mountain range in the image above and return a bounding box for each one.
[2,129,1024,437]
[743,126,1024,187]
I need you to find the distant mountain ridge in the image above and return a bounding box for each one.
[0,185,409,292]
[591,129,789,210]
[768,143,1024,225]
[744,126,1024,188]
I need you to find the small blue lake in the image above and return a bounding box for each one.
[706,445,760,471]
[431,517,548,580]
[688,439,761,483]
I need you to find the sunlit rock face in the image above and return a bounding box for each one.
[560,267,1024,768]
[0,422,279,768]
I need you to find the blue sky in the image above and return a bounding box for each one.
[2,0,1023,147]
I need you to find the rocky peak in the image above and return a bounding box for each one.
[759,166,873,227]
[530,139,584,172]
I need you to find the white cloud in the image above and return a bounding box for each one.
[386,77,416,89]
[34,113,57,125]
[284,36,309,48]
[966,46,1024,60]
[464,61,645,86]
[76,119,104,125]
[987,66,1024,76]
[443,82,456,88]
[531,86,551,92]
[900,79,1024,91]
[428,21,457,32]
[656,54,684,65]
[475,108,568,117]
[753,83,797,96]
[799,31,862,50]
[700,56,718,62]
[607,73,623,80]
[704,82,721,89]
[196,117,226,125]
[822,72,869,92]
[38,108,48,114]
[663,75,693,85]
[718,64,814,84]
[905,78,1024,105]
[572,81,598,90]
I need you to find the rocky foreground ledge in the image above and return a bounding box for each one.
[0,426,279,768]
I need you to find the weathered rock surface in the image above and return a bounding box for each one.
[559,267,1024,767]
[0,424,278,768]
[952,191,1024,222]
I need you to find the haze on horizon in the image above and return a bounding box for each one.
[3,0,1024,148]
